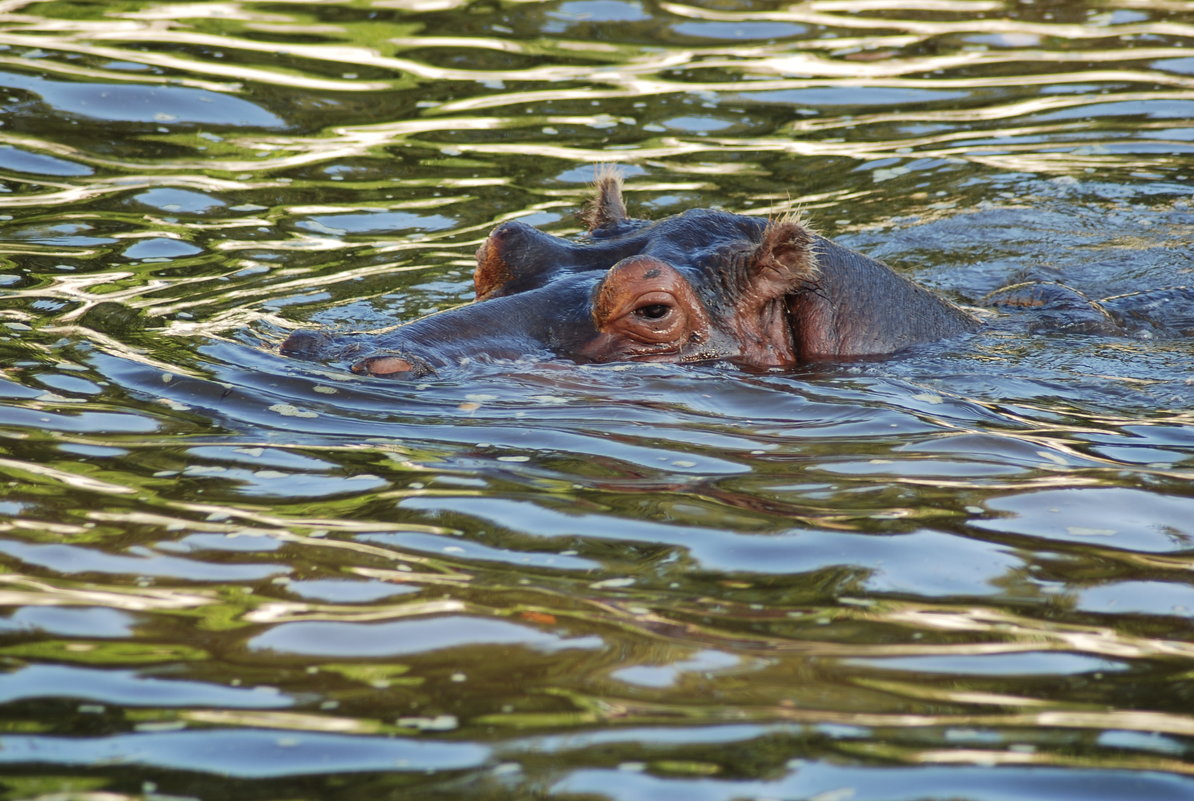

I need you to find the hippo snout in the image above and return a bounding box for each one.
[279,329,338,360]
[282,329,434,378]
[281,329,370,367]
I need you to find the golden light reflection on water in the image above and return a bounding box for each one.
[663,0,1194,38]
[0,573,214,611]
[0,0,1192,796]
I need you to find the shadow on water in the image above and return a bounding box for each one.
[0,0,1193,799]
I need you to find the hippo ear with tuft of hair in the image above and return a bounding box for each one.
[745,216,820,302]
[580,165,631,232]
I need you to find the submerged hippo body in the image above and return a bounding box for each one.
[983,280,1194,339]
[281,171,982,377]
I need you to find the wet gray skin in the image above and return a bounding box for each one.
[281,174,1191,379]
[281,271,607,377]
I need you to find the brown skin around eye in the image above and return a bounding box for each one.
[581,258,712,362]
[620,291,686,343]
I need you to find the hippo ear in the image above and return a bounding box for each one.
[474,220,575,301]
[742,217,819,304]
[580,165,629,232]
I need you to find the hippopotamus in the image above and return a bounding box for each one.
[280,170,1192,377]
[981,279,1194,338]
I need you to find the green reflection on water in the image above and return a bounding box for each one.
[0,0,1192,797]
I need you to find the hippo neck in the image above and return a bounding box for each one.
[786,235,980,360]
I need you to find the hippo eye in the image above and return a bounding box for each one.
[635,303,671,320]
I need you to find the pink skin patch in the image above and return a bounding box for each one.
[355,356,413,375]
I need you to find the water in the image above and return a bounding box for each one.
[0,0,1192,798]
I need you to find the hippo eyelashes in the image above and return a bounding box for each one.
[280,171,982,377]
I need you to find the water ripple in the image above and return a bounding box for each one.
[1,0,1192,797]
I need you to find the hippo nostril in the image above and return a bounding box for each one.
[368,357,414,375]
[350,352,433,378]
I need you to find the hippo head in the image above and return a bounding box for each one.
[281,170,979,377]
[282,169,820,377]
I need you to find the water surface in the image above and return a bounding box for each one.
[1,0,1192,799]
